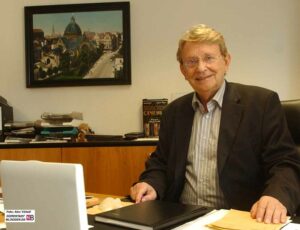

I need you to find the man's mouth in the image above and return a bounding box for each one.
[195,75,212,81]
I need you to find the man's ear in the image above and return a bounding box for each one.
[224,54,231,69]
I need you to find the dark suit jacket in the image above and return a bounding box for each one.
[139,82,300,215]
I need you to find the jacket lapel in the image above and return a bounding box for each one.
[174,94,194,178]
[217,83,244,174]
[171,88,244,179]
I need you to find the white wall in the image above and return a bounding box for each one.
[1,0,300,135]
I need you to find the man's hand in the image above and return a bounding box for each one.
[250,195,287,224]
[130,182,157,203]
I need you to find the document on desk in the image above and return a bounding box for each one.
[282,223,300,230]
[172,209,228,230]
[172,209,295,230]
[207,209,290,230]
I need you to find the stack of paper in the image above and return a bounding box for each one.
[173,209,228,230]
[173,209,296,230]
[207,209,289,230]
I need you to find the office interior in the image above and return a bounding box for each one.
[0,1,300,228]
[0,0,300,136]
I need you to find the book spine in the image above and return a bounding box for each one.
[143,99,168,137]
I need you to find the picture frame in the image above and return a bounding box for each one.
[24,2,131,88]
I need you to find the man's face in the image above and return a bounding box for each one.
[180,42,231,101]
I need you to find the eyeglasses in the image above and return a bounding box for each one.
[182,55,222,69]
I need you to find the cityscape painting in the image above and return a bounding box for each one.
[25,2,131,87]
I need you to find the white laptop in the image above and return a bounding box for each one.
[0,160,88,230]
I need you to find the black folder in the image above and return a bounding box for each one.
[94,200,211,230]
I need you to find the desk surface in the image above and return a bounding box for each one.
[87,194,300,230]
[1,193,299,229]
[88,213,300,230]
[87,193,131,229]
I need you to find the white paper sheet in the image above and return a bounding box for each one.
[172,209,228,230]
[282,223,300,230]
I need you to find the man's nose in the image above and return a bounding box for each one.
[196,60,207,71]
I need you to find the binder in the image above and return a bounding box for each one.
[95,200,211,230]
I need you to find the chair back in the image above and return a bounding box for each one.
[281,99,300,145]
[281,100,300,216]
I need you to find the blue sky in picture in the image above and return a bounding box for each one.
[33,10,123,35]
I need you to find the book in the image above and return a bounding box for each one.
[4,136,33,143]
[40,127,78,137]
[4,121,35,130]
[8,127,36,137]
[94,200,211,230]
[39,119,83,128]
[142,99,168,137]
[41,111,83,122]
[85,134,124,142]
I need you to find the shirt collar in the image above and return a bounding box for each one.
[192,80,226,112]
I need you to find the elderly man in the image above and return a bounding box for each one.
[130,24,300,224]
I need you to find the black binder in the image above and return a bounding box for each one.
[94,200,211,230]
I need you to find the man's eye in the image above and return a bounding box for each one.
[189,60,198,64]
[205,56,214,62]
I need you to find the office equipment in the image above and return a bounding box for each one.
[0,97,13,141]
[94,200,211,230]
[0,160,88,230]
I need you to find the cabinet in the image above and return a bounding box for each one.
[0,143,156,196]
[0,148,61,162]
[0,148,62,186]
[62,146,155,196]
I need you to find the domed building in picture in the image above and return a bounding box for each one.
[63,15,83,51]
[32,12,123,81]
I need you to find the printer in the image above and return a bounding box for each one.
[0,96,13,141]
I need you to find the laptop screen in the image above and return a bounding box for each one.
[0,160,88,230]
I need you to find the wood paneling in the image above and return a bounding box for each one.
[62,146,156,196]
[0,148,61,162]
[0,145,156,195]
[0,148,62,185]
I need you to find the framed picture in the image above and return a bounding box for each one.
[25,2,131,88]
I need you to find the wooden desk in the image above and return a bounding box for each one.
[86,193,135,230]
[86,192,122,203]
[1,193,299,230]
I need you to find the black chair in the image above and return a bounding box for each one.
[281,99,300,216]
[281,99,300,148]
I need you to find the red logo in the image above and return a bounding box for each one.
[26,215,34,221]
